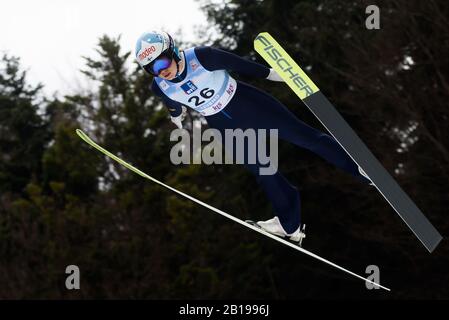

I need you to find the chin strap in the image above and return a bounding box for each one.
[175,60,180,77]
[173,52,183,78]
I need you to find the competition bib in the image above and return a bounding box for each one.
[155,47,237,116]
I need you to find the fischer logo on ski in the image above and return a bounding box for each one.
[255,33,318,99]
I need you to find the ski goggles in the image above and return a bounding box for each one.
[143,54,173,76]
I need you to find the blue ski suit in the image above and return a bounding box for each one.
[151,46,369,233]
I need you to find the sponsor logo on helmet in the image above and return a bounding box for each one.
[138,46,157,61]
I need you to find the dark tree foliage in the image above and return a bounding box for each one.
[0,55,49,195]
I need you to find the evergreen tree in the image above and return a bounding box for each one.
[0,54,49,194]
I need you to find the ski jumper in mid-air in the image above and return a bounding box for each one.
[135,31,372,243]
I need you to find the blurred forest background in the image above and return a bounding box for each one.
[0,0,448,299]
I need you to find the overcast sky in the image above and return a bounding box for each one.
[0,0,209,96]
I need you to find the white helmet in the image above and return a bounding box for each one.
[135,30,181,76]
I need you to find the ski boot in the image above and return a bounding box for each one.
[246,216,306,247]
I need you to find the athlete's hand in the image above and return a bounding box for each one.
[170,106,187,129]
[266,68,284,82]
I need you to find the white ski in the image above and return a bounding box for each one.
[76,129,390,291]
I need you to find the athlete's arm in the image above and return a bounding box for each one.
[151,80,184,117]
[194,46,272,79]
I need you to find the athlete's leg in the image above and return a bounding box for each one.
[244,162,301,234]
[206,110,302,233]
